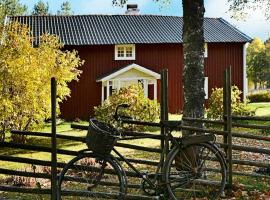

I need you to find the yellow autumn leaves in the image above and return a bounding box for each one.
[0,22,84,141]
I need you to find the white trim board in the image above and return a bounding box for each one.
[97,63,161,82]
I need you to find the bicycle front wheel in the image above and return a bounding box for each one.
[165,142,226,200]
[58,152,127,200]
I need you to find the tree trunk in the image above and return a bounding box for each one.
[182,0,205,135]
[254,81,257,90]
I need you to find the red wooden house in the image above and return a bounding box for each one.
[9,11,251,120]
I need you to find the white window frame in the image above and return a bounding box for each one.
[115,44,136,60]
[204,43,208,58]
[101,78,158,102]
[204,77,208,99]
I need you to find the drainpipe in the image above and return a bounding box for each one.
[243,43,249,100]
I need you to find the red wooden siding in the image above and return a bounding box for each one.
[205,43,244,95]
[60,43,244,120]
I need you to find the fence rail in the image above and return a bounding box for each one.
[0,69,270,199]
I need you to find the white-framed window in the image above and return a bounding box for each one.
[102,78,157,102]
[204,43,208,58]
[204,77,208,99]
[115,44,136,60]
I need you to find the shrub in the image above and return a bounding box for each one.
[247,92,270,102]
[207,86,255,119]
[94,84,160,131]
[0,22,83,142]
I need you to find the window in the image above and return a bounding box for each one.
[126,46,133,57]
[115,44,135,60]
[117,47,125,58]
[204,43,208,58]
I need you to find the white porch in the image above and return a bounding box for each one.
[96,63,161,102]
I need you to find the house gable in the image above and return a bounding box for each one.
[97,63,161,82]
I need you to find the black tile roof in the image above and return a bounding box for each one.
[7,15,252,45]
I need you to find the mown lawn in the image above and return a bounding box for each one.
[1,102,270,199]
[247,102,270,116]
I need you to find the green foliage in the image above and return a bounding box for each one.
[248,92,270,103]
[207,86,255,119]
[94,84,160,131]
[0,22,84,142]
[0,0,27,24]
[32,0,49,15]
[247,37,270,89]
[57,1,72,15]
[228,0,270,20]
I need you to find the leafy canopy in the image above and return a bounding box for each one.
[32,0,49,15]
[57,1,72,15]
[247,37,270,89]
[0,0,27,24]
[228,0,270,20]
[0,22,84,141]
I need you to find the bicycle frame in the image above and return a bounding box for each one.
[113,105,217,195]
[111,121,183,193]
[112,119,216,194]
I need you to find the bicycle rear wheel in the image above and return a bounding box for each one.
[165,142,226,200]
[58,152,127,200]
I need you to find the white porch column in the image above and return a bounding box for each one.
[154,80,157,100]
[117,80,121,92]
[106,81,110,100]
[144,80,148,97]
[101,83,104,102]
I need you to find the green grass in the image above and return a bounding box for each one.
[0,120,162,199]
[1,102,270,199]
[247,102,270,116]
[0,119,162,174]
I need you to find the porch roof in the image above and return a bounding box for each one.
[96,63,161,82]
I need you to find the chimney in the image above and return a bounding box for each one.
[125,4,140,15]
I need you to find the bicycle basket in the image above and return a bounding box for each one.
[86,119,119,155]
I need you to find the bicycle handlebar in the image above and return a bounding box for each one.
[114,104,133,121]
[114,104,182,130]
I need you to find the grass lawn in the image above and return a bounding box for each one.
[247,102,270,116]
[0,119,162,199]
[1,102,270,199]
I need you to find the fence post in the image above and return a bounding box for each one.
[223,70,228,159]
[160,69,169,155]
[223,67,232,193]
[51,78,58,200]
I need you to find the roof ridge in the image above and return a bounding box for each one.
[8,14,221,19]
[7,15,251,45]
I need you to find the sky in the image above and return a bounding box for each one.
[20,0,270,41]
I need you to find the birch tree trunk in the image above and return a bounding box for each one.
[182,0,205,135]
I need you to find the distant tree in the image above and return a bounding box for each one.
[264,38,270,87]
[0,0,27,24]
[32,0,49,15]
[0,22,84,142]
[228,0,270,20]
[57,1,72,15]
[247,37,270,89]
[265,37,270,61]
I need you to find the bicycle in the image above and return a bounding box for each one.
[58,104,226,200]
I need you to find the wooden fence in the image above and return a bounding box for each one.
[0,68,269,199]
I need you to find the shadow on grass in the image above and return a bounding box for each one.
[0,147,37,156]
[0,137,85,157]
